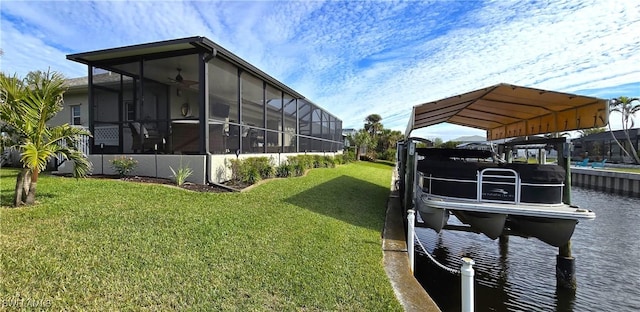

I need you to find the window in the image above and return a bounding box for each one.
[125,101,136,121]
[71,105,81,125]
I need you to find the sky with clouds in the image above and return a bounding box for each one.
[1,0,639,141]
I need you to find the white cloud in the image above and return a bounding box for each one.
[1,0,639,141]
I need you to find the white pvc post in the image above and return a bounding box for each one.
[407,209,416,273]
[461,257,475,312]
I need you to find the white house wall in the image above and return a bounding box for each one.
[51,91,89,127]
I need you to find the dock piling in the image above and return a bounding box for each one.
[461,257,475,312]
[557,142,576,290]
[407,209,415,273]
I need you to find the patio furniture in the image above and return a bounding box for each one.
[575,158,590,167]
[129,122,163,153]
[591,159,607,168]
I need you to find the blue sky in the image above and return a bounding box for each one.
[1,0,639,141]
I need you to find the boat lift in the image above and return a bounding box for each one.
[399,83,609,290]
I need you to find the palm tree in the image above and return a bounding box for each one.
[352,129,373,161]
[364,114,383,138]
[0,70,92,207]
[608,96,640,164]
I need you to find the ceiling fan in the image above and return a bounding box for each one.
[168,68,198,89]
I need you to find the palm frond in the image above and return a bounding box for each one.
[20,141,55,172]
[57,147,92,178]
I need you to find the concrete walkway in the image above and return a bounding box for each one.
[382,190,441,312]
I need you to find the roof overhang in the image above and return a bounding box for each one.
[66,36,307,100]
[406,83,609,140]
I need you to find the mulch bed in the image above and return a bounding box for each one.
[86,175,235,193]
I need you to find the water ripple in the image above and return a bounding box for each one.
[414,187,640,311]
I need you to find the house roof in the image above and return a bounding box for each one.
[573,128,640,142]
[67,37,303,97]
[406,83,609,140]
[64,72,125,90]
[66,36,340,121]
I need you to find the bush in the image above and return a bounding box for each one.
[342,150,356,163]
[169,161,193,186]
[292,163,305,176]
[244,167,261,184]
[377,149,397,161]
[359,154,375,162]
[110,156,137,177]
[228,157,275,185]
[323,155,336,168]
[246,157,274,179]
[275,163,293,178]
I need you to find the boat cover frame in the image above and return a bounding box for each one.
[405,83,609,140]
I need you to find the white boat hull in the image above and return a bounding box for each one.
[508,216,578,247]
[453,211,507,239]
[419,195,594,247]
[415,188,449,232]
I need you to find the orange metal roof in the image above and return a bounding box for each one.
[406,83,609,140]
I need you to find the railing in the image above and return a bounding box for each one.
[56,126,91,166]
[477,168,519,204]
[419,167,565,205]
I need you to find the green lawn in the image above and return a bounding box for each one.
[605,167,640,174]
[0,163,402,311]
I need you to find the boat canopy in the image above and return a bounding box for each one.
[405,83,609,140]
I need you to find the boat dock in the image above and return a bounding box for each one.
[382,176,441,311]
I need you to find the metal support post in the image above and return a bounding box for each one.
[461,257,475,312]
[407,209,415,273]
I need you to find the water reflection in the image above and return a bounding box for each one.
[414,187,640,312]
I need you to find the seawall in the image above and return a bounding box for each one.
[571,167,640,197]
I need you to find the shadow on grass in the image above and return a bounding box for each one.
[0,169,58,207]
[285,175,389,231]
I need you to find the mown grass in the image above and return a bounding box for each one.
[604,167,640,174]
[0,163,401,311]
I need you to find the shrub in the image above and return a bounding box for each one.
[359,154,375,162]
[228,157,274,185]
[245,157,274,179]
[275,163,293,178]
[228,159,243,183]
[110,156,137,177]
[243,167,261,184]
[377,149,397,161]
[313,155,324,168]
[342,150,356,163]
[169,161,193,186]
[333,155,344,165]
[289,155,314,170]
[292,163,305,176]
[322,155,336,168]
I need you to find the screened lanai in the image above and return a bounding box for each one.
[67,36,343,156]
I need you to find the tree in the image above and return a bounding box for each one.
[375,128,404,160]
[364,114,383,138]
[608,96,640,164]
[0,70,92,207]
[433,137,443,147]
[352,129,373,161]
[440,140,462,149]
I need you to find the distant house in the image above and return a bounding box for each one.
[572,128,640,163]
[452,135,486,143]
[342,128,357,147]
[51,36,344,183]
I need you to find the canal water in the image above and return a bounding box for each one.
[414,187,640,311]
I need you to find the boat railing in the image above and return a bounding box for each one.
[418,167,565,205]
[478,168,519,204]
